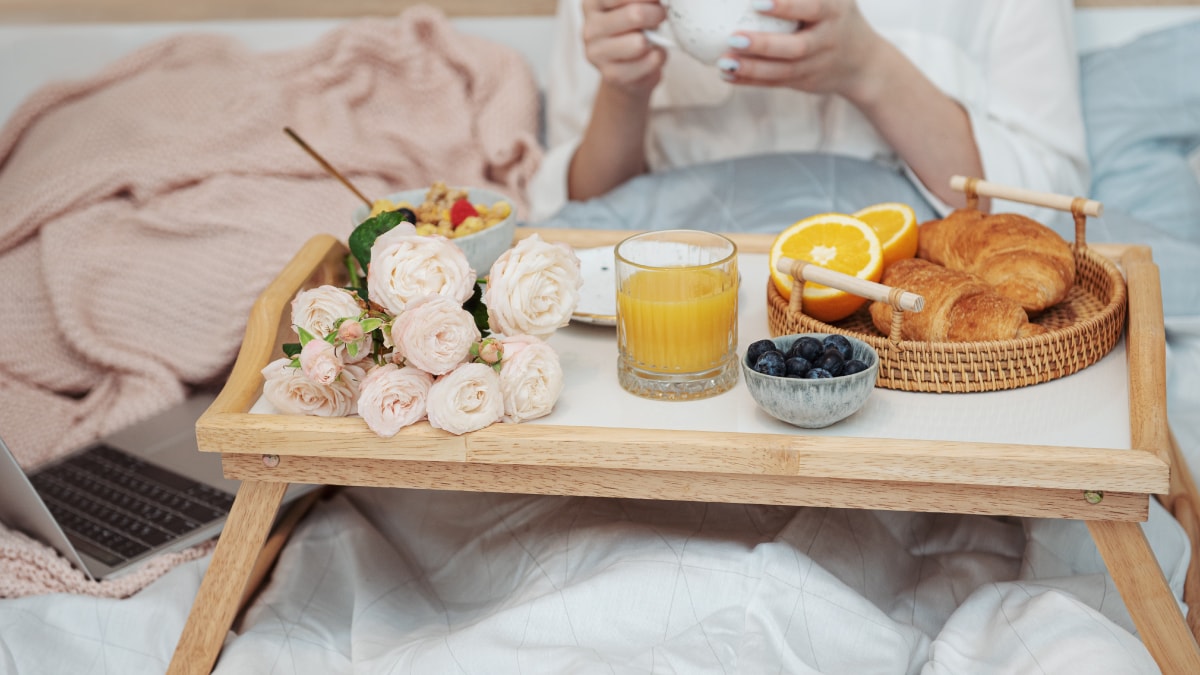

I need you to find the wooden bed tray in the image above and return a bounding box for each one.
[165,228,1200,674]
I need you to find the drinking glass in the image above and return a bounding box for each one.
[615,230,739,400]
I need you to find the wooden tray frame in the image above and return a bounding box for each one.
[166,229,1200,674]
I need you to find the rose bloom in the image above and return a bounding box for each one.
[356,363,433,437]
[299,338,343,385]
[426,362,504,435]
[371,221,418,250]
[291,285,363,339]
[476,337,502,365]
[334,319,373,363]
[497,334,564,423]
[485,234,582,338]
[367,231,475,316]
[261,358,366,417]
[391,295,480,375]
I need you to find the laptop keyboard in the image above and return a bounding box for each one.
[29,444,235,568]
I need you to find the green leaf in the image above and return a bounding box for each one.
[297,326,317,346]
[359,318,383,334]
[348,209,414,275]
[347,341,359,358]
[282,343,302,358]
[463,282,490,337]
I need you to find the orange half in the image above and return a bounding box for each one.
[853,202,918,268]
[769,213,884,323]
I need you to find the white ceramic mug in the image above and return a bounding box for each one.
[644,0,799,66]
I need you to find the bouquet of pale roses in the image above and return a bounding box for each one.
[261,208,583,437]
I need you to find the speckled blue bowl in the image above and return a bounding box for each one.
[741,333,879,429]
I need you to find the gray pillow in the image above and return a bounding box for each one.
[1079,19,1200,317]
[537,153,938,234]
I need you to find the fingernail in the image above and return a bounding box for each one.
[752,0,774,11]
[716,57,740,73]
[727,34,750,49]
[719,71,736,82]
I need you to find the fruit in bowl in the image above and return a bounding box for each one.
[352,182,516,275]
[741,333,878,428]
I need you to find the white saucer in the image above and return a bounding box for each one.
[571,246,617,326]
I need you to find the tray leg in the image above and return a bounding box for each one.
[1088,519,1200,673]
[1157,428,1200,639]
[167,479,288,675]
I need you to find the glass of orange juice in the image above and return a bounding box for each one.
[615,230,739,400]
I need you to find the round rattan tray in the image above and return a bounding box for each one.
[766,178,1128,393]
[767,246,1126,393]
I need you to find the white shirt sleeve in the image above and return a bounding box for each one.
[969,0,1090,221]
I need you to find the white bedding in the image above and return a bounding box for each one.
[1,8,1199,675]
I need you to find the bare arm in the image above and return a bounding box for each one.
[569,83,655,201]
[843,38,985,210]
[568,0,667,202]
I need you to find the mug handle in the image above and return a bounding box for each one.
[643,28,676,50]
[642,0,676,50]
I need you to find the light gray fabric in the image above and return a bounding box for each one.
[1079,20,1200,318]
[1081,19,1200,239]
[535,153,939,234]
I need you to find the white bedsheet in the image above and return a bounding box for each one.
[1,10,1199,675]
[0,490,1185,673]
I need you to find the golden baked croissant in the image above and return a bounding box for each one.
[869,258,1047,342]
[917,209,1075,313]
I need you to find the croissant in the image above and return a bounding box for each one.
[917,209,1075,313]
[869,258,1046,342]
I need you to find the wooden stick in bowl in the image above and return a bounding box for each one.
[775,257,925,312]
[284,127,374,208]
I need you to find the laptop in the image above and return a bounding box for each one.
[0,392,312,580]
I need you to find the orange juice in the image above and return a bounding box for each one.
[617,267,738,373]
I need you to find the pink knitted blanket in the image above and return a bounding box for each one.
[0,7,541,597]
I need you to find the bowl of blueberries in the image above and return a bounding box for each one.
[741,332,878,429]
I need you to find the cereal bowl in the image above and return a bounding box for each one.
[741,333,878,429]
[352,185,517,276]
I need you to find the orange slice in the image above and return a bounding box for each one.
[853,202,918,267]
[769,213,884,323]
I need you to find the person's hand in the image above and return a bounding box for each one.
[718,0,886,103]
[581,0,669,97]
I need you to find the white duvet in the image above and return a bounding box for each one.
[0,479,1188,673]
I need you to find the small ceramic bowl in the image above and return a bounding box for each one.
[352,186,517,276]
[741,333,879,429]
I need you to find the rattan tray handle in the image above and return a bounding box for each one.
[949,175,1103,217]
[775,256,924,344]
[950,175,1103,249]
[774,257,925,312]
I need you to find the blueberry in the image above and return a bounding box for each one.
[823,334,853,361]
[746,339,778,366]
[790,336,824,362]
[390,207,417,223]
[753,350,786,377]
[805,367,833,379]
[784,356,811,378]
[815,350,845,376]
[842,359,870,375]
